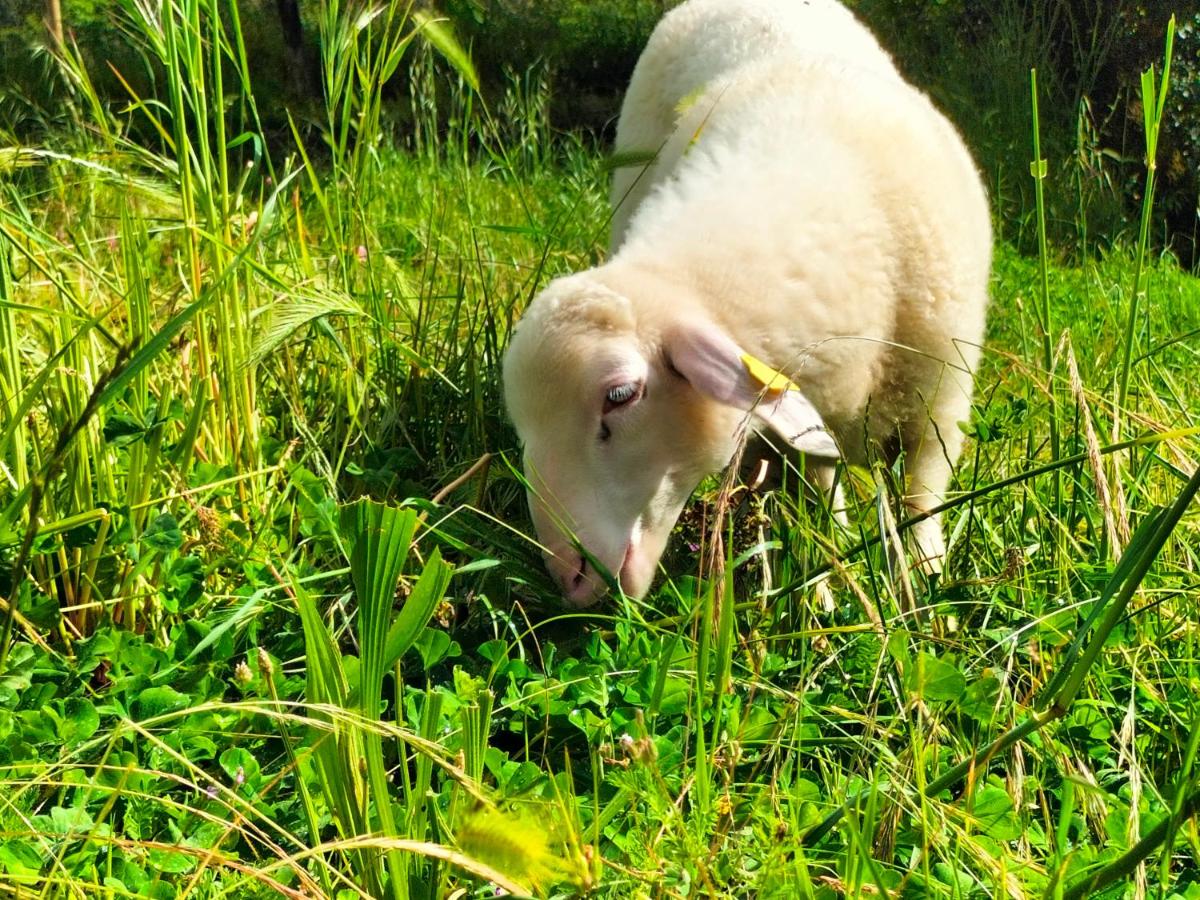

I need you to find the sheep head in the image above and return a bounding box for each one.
[503,272,838,606]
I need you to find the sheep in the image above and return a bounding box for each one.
[502,0,992,606]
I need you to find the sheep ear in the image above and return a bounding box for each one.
[666,324,840,458]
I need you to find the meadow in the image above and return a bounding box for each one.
[1,3,1199,898]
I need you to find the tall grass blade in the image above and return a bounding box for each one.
[411,10,480,93]
[1029,68,1062,534]
[383,546,453,670]
[1116,17,1176,421]
[0,244,27,493]
[341,497,420,898]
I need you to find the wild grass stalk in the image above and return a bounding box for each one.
[0,339,133,672]
[766,424,1200,603]
[1029,69,1063,547]
[692,577,714,816]
[0,240,29,509]
[1116,17,1176,422]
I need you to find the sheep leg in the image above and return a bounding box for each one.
[900,388,970,576]
[906,452,952,573]
[807,460,849,530]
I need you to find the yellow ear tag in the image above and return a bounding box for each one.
[741,353,800,393]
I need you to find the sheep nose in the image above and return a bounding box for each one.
[546,552,601,606]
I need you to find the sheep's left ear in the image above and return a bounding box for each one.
[666,323,840,458]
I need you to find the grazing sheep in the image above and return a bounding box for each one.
[503,0,992,606]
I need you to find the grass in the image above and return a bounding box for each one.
[1,3,1199,897]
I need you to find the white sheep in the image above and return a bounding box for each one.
[503,0,992,606]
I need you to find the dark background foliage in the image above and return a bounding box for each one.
[855,0,1200,264]
[1,0,1197,264]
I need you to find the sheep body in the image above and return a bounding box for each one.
[610,0,900,247]
[503,0,991,605]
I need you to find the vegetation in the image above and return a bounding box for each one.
[1,1,1199,897]
[4,0,1197,263]
[856,0,1200,268]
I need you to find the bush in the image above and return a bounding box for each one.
[855,0,1200,266]
[0,0,314,139]
[441,0,670,133]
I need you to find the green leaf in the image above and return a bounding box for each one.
[164,555,205,609]
[291,572,366,850]
[291,466,339,541]
[109,857,151,893]
[339,497,420,885]
[59,698,99,747]
[971,784,1021,840]
[0,839,42,875]
[412,10,480,92]
[1141,66,1157,140]
[146,847,196,874]
[102,412,147,446]
[907,653,966,703]
[134,685,191,720]
[219,747,262,791]
[48,806,94,835]
[143,513,183,552]
[294,577,349,709]
[340,498,419,688]
[383,548,453,671]
[959,674,1002,723]
[0,644,36,707]
[454,558,501,575]
[413,627,456,672]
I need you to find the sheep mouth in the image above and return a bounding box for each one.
[554,523,644,605]
[579,544,634,604]
[617,539,652,598]
[617,542,634,583]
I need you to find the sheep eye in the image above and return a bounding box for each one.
[603,381,642,414]
[606,383,637,404]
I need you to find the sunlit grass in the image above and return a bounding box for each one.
[0,2,1198,897]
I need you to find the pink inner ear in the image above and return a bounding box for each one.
[665,324,757,408]
[666,323,840,459]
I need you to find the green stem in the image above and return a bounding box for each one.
[1116,18,1175,422]
[1061,787,1200,899]
[772,427,1200,600]
[1030,69,1061,532]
